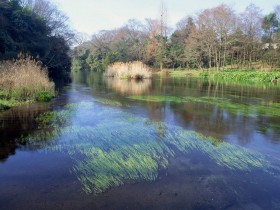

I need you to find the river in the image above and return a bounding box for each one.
[0,71,280,210]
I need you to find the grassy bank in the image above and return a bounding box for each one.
[157,69,280,85]
[0,57,55,111]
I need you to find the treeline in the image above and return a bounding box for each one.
[0,0,73,78]
[73,4,280,71]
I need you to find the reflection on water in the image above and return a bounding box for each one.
[0,103,51,161]
[128,95,280,144]
[105,77,151,95]
[1,71,280,209]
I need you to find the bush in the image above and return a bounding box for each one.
[105,61,152,79]
[0,56,55,102]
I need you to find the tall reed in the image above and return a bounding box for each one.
[105,61,152,79]
[0,56,54,101]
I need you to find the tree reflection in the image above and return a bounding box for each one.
[0,103,51,161]
[135,78,280,146]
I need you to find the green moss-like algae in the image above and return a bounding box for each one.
[128,95,186,103]
[128,95,280,117]
[94,97,122,106]
[19,101,279,194]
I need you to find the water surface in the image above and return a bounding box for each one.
[1,71,280,210]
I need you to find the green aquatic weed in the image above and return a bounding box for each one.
[19,101,279,194]
[128,95,280,117]
[94,98,122,106]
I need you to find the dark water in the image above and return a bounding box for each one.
[1,71,280,210]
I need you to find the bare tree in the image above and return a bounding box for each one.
[22,0,74,44]
[195,8,217,69]
[239,4,263,68]
[143,18,161,65]
[74,32,91,46]
[185,28,204,69]
[213,5,237,69]
[189,4,237,69]
[159,1,168,70]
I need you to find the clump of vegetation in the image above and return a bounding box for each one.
[105,61,152,79]
[0,57,55,109]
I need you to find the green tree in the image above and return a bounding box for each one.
[262,13,279,45]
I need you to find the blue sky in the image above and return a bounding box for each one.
[54,0,279,35]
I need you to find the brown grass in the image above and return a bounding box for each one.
[105,61,152,79]
[0,56,54,100]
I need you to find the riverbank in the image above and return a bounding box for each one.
[0,57,55,111]
[157,69,280,85]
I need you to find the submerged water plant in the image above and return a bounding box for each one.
[128,95,186,103]
[19,101,280,194]
[128,95,280,118]
[94,97,122,106]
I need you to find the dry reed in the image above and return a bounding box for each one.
[105,61,152,79]
[0,56,54,100]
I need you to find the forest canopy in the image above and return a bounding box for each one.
[72,4,280,71]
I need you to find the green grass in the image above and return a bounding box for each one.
[0,99,17,111]
[158,69,280,86]
[18,101,280,194]
[35,91,54,102]
[0,99,31,111]
[156,69,201,78]
[200,69,280,85]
